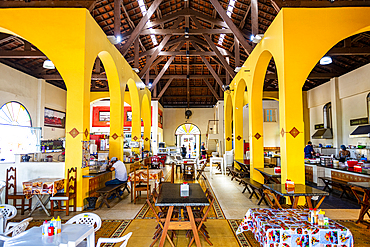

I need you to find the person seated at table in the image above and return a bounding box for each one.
[338,145,350,162]
[304,141,314,159]
[106,157,127,191]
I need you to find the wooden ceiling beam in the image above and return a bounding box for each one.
[0,1,95,8]
[154,78,175,100]
[138,16,183,78]
[191,16,235,78]
[203,78,220,100]
[328,47,370,56]
[0,50,46,59]
[140,28,233,35]
[275,0,370,7]
[120,0,163,56]
[208,0,253,55]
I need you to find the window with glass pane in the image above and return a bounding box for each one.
[264,109,276,122]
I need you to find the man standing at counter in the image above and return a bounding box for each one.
[304,141,314,159]
[106,157,127,186]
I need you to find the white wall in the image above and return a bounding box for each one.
[308,62,370,148]
[163,108,214,147]
[0,63,66,140]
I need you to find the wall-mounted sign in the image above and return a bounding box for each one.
[314,124,324,130]
[350,117,368,126]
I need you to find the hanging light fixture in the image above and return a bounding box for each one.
[43,60,55,69]
[251,34,264,44]
[320,56,332,65]
[186,50,190,58]
[185,27,189,39]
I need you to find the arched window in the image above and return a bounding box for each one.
[0,101,32,127]
[175,123,200,135]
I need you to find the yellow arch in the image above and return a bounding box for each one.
[231,7,370,185]
[0,8,145,209]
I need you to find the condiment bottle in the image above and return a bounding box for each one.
[56,216,62,234]
[42,220,48,236]
[48,223,54,236]
[314,209,318,225]
[318,210,325,226]
[308,208,313,223]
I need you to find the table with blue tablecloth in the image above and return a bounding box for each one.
[236,208,354,247]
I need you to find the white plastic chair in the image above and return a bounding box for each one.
[0,217,32,239]
[66,212,101,232]
[0,204,17,232]
[96,232,132,247]
[0,181,5,204]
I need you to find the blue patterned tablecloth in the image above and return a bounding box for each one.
[236,208,354,247]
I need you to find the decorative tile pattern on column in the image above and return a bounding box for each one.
[84,129,89,138]
[145,137,149,141]
[69,128,80,138]
[237,135,242,141]
[132,136,138,141]
[289,127,301,138]
[111,133,119,140]
[280,128,285,138]
[254,132,262,140]
[226,137,231,141]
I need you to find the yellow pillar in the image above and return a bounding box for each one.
[279,79,305,184]
[302,91,310,145]
[224,93,233,152]
[232,80,246,170]
[141,93,151,151]
[64,71,91,209]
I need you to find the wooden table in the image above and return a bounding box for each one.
[155,183,210,247]
[348,181,370,228]
[254,168,281,184]
[22,178,64,217]
[128,169,163,202]
[263,183,329,209]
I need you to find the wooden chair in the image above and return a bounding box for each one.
[133,164,150,204]
[5,167,32,215]
[50,167,77,216]
[196,161,207,180]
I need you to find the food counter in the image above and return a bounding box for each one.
[305,163,370,186]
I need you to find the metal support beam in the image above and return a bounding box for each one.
[151,56,175,90]
[235,38,240,68]
[328,47,370,56]
[120,0,163,56]
[140,28,233,35]
[208,0,253,54]
[134,39,139,69]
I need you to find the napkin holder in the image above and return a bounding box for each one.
[285,180,295,190]
[274,167,281,174]
[180,183,189,197]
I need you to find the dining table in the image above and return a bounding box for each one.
[236,208,354,247]
[3,224,94,247]
[155,183,210,247]
[209,157,224,177]
[263,183,329,209]
[254,168,281,184]
[348,181,370,228]
[22,178,64,217]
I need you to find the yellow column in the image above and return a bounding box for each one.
[279,79,305,185]
[109,94,124,160]
[302,92,310,145]
[224,93,233,151]
[141,93,151,151]
[249,92,264,183]
[64,72,91,209]
[233,81,246,170]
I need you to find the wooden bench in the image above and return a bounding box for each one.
[96,182,130,208]
[319,177,352,199]
[239,178,268,205]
